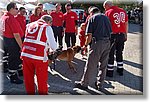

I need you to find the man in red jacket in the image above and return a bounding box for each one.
[1,2,23,84]
[15,7,26,36]
[21,15,57,95]
[103,0,128,77]
[50,3,64,47]
[63,3,78,47]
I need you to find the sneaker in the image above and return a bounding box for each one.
[74,82,88,90]
[7,73,23,84]
[117,68,123,76]
[106,70,114,77]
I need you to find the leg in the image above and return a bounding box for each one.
[65,33,71,47]
[106,35,116,77]
[71,33,76,47]
[80,43,100,87]
[57,27,63,46]
[97,40,110,88]
[23,58,35,94]
[52,26,58,42]
[35,61,48,95]
[116,34,125,76]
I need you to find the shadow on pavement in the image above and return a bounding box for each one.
[124,60,143,70]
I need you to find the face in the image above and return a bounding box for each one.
[37,8,42,15]
[39,5,43,10]
[66,6,71,12]
[12,5,18,16]
[56,5,61,11]
[20,9,26,15]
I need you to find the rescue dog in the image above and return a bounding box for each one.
[48,46,82,73]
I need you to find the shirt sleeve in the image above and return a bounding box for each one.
[85,17,93,35]
[46,26,58,51]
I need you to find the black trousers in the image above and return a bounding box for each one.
[65,32,76,48]
[107,33,125,69]
[52,26,63,46]
[3,37,22,73]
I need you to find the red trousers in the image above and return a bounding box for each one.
[22,57,48,95]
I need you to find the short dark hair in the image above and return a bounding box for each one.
[19,7,25,11]
[7,2,16,11]
[37,3,43,6]
[65,3,71,8]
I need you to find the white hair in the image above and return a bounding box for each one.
[103,0,113,7]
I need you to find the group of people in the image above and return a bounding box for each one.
[0,0,128,95]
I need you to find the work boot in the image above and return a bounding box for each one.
[117,68,123,76]
[106,69,114,77]
[7,72,23,84]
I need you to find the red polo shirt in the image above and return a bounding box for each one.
[30,14,42,22]
[105,6,128,34]
[50,11,64,27]
[1,12,24,38]
[15,14,26,35]
[64,11,78,33]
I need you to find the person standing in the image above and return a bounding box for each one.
[15,7,26,37]
[50,3,64,47]
[37,3,48,15]
[63,3,78,47]
[103,0,128,77]
[0,2,24,84]
[74,7,112,90]
[30,6,42,22]
[21,15,57,95]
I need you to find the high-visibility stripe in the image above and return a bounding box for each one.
[117,62,123,65]
[21,52,45,61]
[107,69,114,71]
[107,64,114,67]
[37,24,47,41]
[117,66,123,68]
[24,38,46,46]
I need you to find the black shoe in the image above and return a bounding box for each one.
[18,70,23,76]
[117,68,123,76]
[74,82,88,90]
[106,70,114,77]
[7,73,23,84]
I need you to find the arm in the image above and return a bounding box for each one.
[13,33,22,49]
[85,33,92,46]
[75,20,78,35]
[46,26,57,51]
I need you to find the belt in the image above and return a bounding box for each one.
[113,32,125,35]
[93,37,110,42]
[53,26,62,27]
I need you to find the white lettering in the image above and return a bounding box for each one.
[113,12,125,26]
[24,45,36,51]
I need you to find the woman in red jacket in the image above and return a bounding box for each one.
[30,6,42,22]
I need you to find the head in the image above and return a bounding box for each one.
[34,6,42,16]
[55,3,62,12]
[7,2,18,16]
[72,46,82,54]
[19,7,26,15]
[41,15,53,26]
[80,23,86,31]
[65,3,72,12]
[103,0,113,10]
[37,3,43,10]
[89,7,100,15]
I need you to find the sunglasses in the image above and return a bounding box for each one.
[14,8,18,10]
